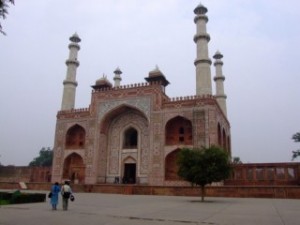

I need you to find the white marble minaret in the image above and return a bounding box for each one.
[194,3,212,95]
[61,33,81,110]
[213,51,227,116]
[113,67,122,87]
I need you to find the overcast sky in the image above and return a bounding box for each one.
[1,0,300,166]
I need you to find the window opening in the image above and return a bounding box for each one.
[123,128,138,149]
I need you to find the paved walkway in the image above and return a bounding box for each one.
[0,191,299,225]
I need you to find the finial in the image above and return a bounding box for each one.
[151,65,160,72]
[70,32,81,43]
[194,3,208,15]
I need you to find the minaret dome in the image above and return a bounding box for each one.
[213,50,223,60]
[70,33,81,43]
[194,3,208,15]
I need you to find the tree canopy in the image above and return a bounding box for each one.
[292,132,300,160]
[232,156,242,164]
[29,147,53,167]
[177,146,231,201]
[0,0,14,35]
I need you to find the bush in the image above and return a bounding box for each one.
[0,191,46,205]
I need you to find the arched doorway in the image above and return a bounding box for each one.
[165,149,181,180]
[63,153,85,184]
[165,116,193,145]
[217,123,222,146]
[65,124,86,149]
[222,128,227,151]
[122,157,136,184]
[100,104,149,184]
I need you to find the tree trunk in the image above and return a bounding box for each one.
[200,185,205,202]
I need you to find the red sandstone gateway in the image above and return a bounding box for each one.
[53,4,230,186]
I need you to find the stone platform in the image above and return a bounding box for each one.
[0,191,299,225]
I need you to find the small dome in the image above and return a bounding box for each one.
[114,67,122,75]
[149,65,162,77]
[145,65,170,87]
[95,76,112,86]
[213,50,223,59]
[70,33,81,43]
[194,3,208,15]
[92,74,112,90]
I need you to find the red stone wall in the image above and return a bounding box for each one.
[0,182,299,199]
[0,166,51,183]
[225,163,300,186]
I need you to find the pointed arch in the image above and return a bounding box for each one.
[62,153,85,183]
[122,156,137,184]
[102,104,149,180]
[227,135,231,155]
[123,127,138,149]
[100,104,148,134]
[165,116,193,145]
[165,148,181,181]
[222,128,227,150]
[65,124,86,149]
[217,123,222,146]
[123,156,136,164]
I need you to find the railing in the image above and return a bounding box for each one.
[92,81,167,93]
[57,107,90,114]
[164,94,215,102]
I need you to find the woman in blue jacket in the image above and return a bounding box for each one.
[50,182,61,210]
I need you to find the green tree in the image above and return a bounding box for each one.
[177,146,231,202]
[292,132,300,160]
[29,147,53,166]
[232,156,242,164]
[0,0,14,35]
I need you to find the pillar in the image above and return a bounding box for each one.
[213,51,227,116]
[61,33,81,110]
[194,3,212,96]
[113,67,122,87]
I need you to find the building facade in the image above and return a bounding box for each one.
[51,4,231,185]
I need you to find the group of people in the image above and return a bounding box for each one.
[50,180,73,210]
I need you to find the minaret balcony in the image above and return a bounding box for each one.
[68,42,80,50]
[215,94,227,99]
[213,61,224,66]
[193,33,210,42]
[63,80,78,86]
[214,76,225,81]
[194,14,208,23]
[65,59,80,67]
[194,58,212,66]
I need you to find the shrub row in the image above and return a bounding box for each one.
[0,190,46,205]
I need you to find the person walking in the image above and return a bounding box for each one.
[50,182,61,210]
[61,180,72,210]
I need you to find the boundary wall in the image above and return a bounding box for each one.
[0,182,299,199]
